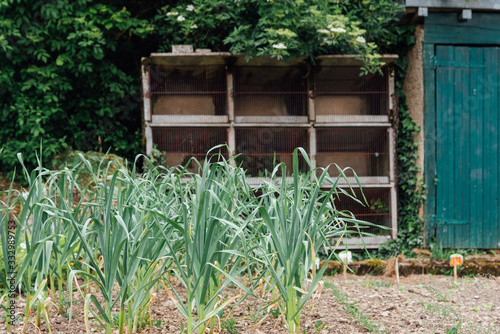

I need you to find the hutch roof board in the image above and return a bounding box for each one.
[405,0,500,10]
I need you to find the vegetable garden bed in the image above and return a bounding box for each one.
[0,149,376,334]
[2,274,499,333]
[1,151,499,334]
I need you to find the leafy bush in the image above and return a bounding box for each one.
[0,0,153,179]
[155,0,404,73]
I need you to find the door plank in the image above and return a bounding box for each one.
[469,47,484,248]
[483,47,500,249]
[454,46,471,249]
[424,43,437,245]
[436,45,456,247]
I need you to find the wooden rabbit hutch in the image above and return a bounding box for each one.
[142,48,398,248]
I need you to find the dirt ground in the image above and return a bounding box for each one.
[2,273,500,334]
[331,274,500,334]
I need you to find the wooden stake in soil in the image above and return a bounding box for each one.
[449,254,463,282]
[395,257,400,285]
[339,251,352,280]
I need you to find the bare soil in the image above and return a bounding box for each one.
[331,274,500,334]
[2,274,500,334]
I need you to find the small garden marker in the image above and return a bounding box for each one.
[395,257,400,285]
[449,254,463,282]
[339,251,352,280]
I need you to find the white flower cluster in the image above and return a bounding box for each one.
[186,4,195,11]
[330,27,346,33]
[166,11,178,16]
[272,43,287,49]
[355,36,366,43]
[317,29,330,34]
[177,16,185,22]
[190,24,198,29]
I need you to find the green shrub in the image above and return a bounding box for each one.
[155,0,404,73]
[0,0,153,179]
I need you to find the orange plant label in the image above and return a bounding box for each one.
[449,254,463,266]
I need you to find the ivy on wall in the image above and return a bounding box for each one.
[376,27,427,258]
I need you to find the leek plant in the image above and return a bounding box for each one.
[45,170,84,309]
[256,148,369,333]
[67,155,172,334]
[0,175,22,333]
[119,161,178,333]
[163,150,257,334]
[14,155,59,333]
[65,158,129,333]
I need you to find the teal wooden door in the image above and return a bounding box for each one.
[435,45,500,248]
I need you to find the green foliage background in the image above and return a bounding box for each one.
[156,0,406,74]
[0,0,158,174]
[0,0,425,250]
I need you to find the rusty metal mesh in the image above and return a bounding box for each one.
[234,66,308,117]
[152,127,228,169]
[316,128,389,178]
[235,127,309,176]
[334,188,391,236]
[149,65,227,115]
[314,67,387,116]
